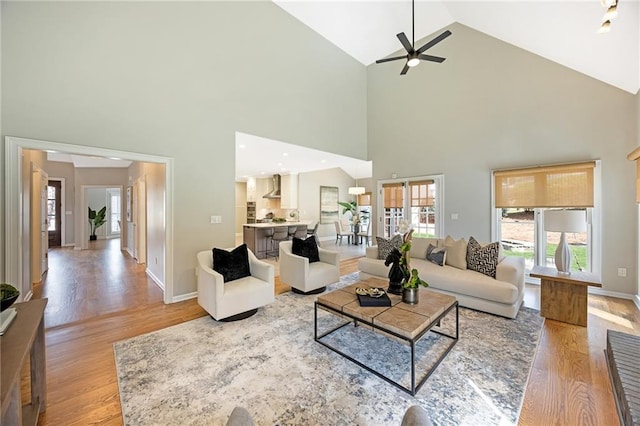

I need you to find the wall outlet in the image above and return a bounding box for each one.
[451,213,459,220]
[617,268,627,277]
[210,215,222,224]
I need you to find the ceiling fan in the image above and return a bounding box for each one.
[375,0,452,75]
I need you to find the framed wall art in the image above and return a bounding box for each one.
[320,186,339,224]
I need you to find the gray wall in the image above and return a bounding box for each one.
[43,160,76,245]
[2,1,367,297]
[368,23,638,295]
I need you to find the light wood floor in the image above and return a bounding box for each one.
[22,239,640,425]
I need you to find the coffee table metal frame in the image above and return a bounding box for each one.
[314,299,459,396]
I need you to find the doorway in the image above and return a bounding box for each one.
[5,136,175,304]
[48,180,62,247]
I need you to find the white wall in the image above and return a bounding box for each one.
[2,2,367,298]
[298,167,362,240]
[368,23,638,295]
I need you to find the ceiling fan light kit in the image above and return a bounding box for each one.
[375,0,451,75]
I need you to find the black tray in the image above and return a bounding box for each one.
[357,290,391,307]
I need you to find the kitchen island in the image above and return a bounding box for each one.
[243,222,309,259]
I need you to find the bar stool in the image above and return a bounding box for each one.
[268,227,289,261]
[287,225,298,240]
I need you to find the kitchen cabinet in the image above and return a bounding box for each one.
[280,173,298,209]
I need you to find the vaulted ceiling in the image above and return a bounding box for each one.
[274,0,640,94]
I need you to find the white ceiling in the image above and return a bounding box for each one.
[274,0,640,94]
[47,152,132,168]
[235,132,372,181]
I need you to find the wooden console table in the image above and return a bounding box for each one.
[530,266,601,327]
[1,298,47,425]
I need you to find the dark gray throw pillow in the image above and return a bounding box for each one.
[292,237,320,263]
[426,244,447,266]
[212,244,251,283]
[376,234,403,260]
[466,236,499,278]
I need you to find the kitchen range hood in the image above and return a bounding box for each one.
[263,174,281,199]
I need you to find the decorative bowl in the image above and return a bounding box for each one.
[1,284,19,311]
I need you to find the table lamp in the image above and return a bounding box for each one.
[544,210,587,274]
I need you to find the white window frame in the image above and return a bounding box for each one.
[490,160,601,282]
[377,174,445,238]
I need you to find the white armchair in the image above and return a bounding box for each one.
[196,248,275,321]
[279,240,340,294]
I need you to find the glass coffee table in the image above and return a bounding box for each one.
[314,278,458,396]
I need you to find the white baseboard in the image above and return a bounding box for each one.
[588,287,637,301]
[125,247,134,258]
[74,246,82,251]
[63,243,75,247]
[23,290,33,302]
[634,294,640,311]
[172,291,197,303]
[146,268,165,291]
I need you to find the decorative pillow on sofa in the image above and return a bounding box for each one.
[212,244,251,283]
[466,236,499,278]
[426,244,447,266]
[376,234,403,260]
[444,236,467,270]
[292,237,320,263]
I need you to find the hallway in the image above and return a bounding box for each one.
[36,239,164,329]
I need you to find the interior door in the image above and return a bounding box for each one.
[47,180,62,247]
[39,171,49,275]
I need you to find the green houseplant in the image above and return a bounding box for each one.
[338,200,369,227]
[88,206,107,241]
[399,230,428,304]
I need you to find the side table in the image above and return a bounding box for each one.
[1,298,48,425]
[530,266,601,327]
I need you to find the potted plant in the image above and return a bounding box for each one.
[88,206,107,241]
[399,230,429,304]
[338,200,369,231]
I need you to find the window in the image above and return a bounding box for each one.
[108,189,122,235]
[492,161,599,276]
[47,185,57,231]
[379,175,444,238]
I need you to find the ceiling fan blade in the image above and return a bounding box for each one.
[416,30,452,54]
[418,54,446,63]
[396,32,414,53]
[376,55,408,64]
[400,64,410,75]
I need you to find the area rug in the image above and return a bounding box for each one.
[114,273,542,426]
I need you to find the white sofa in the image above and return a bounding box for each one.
[358,237,525,318]
[279,240,340,294]
[196,248,275,321]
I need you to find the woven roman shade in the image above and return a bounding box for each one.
[409,180,434,207]
[358,192,372,206]
[494,162,595,208]
[382,182,404,208]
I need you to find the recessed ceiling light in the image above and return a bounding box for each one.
[320,160,326,163]
[260,171,265,175]
[44,150,57,153]
[239,144,246,149]
[283,153,289,157]
[108,157,122,160]
[277,162,282,166]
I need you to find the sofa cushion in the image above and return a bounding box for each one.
[291,236,320,263]
[213,244,251,283]
[444,236,467,270]
[466,236,499,278]
[426,244,447,266]
[376,234,403,260]
[415,259,519,304]
[410,237,441,259]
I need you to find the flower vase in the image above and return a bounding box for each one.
[402,287,419,304]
